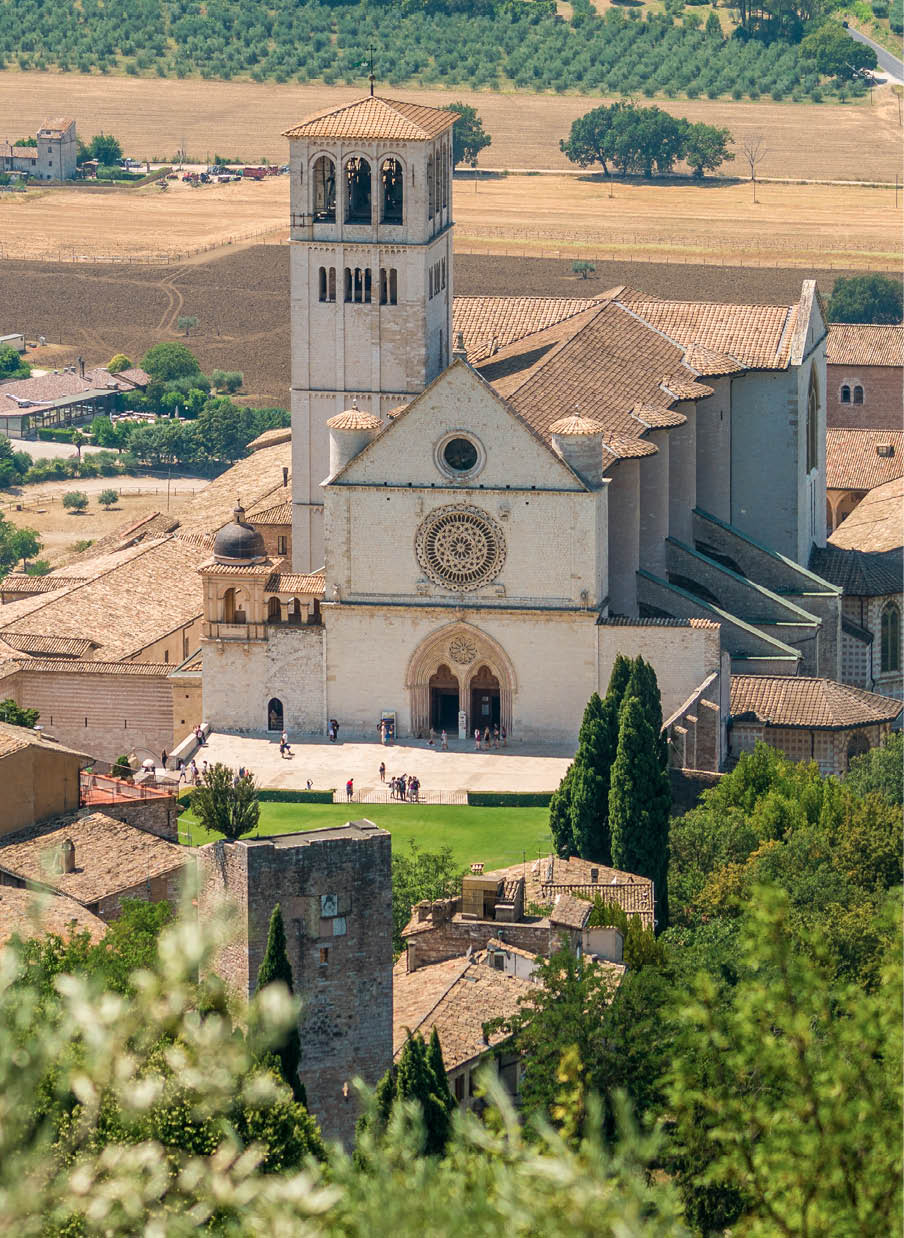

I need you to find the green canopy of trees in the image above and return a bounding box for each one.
[0,698,39,727]
[0,508,42,573]
[190,761,261,840]
[256,904,305,1103]
[141,341,203,383]
[442,102,491,167]
[826,273,903,325]
[561,103,735,178]
[801,20,877,82]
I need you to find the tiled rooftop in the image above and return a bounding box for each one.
[247,500,292,525]
[0,885,107,947]
[326,409,383,431]
[392,952,537,1072]
[0,633,97,658]
[176,441,292,538]
[0,812,188,907]
[548,892,591,930]
[247,427,292,452]
[826,429,903,493]
[284,96,457,142]
[264,572,326,596]
[452,295,599,364]
[486,855,655,929]
[0,719,91,761]
[827,323,903,368]
[730,674,903,730]
[829,477,903,554]
[622,291,797,370]
[809,545,902,597]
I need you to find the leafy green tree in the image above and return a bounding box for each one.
[609,696,671,928]
[0,698,39,727]
[24,559,51,576]
[62,490,89,513]
[87,132,123,164]
[70,429,87,462]
[624,656,668,768]
[801,20,877,83]
[560,103,626,175]
[605,652,634,713]
[668,889,902,1238]
[442,102,491,167]
[395,1032,452,1155]
[177,315,199,336]
[256,904,305,1103]
[683,121,735,178]
[704,9,722,36]
[0,344,30,379]
[107,353,132,373]
[844,730,903,805]
[572,260,596,278]
[826,273,903,325]
[190,761,260,841]
[427,1027,455,1118]
[140,340,202,382]
[98,487,119,508]
[391,841,461,952]
[89,415,125,448]
[0,520,42,571]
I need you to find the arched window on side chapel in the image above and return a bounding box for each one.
[806,367,819,473]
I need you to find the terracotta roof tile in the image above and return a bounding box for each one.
[549,414,605,436]
[631,405,687,429]
[730,674,903,729]
[0,812,188,907]
[392,952,537,1071]
[0,633,97,657]
[248,500,293,525]
[0,719,91,761]
[1,574,86,596]
[827,324,904,368]
[0,886,107,948]
[176,441,292,539]
[326,409,382,431]
[284,96,457,142]
[452,296,598,363]
[602,433,658,460]
[829,477,903,553]
[809,545,902,596]
[486,855,655,930]
[247,427,291,452]
[662,377,715,401]
[826,429,903,492]
[264,571,325,596]
[622,293,796,370]
[681,344,744,376]
[14,659,172,676]
[549,892,591,930]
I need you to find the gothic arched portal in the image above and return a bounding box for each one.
[406,622,516,737]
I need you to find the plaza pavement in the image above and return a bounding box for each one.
[194,731,574,800]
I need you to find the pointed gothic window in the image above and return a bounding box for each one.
[806,367,819,473]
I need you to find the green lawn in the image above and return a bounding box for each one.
[179,803,553,872]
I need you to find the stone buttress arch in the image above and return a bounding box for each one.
[405,621,517,736]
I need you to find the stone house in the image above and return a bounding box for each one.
[728,675,901,775]
[0,719,90,837]
[826,323,903,432]
[0,117,77,181]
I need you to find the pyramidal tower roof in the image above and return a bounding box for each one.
[283,96,458,143]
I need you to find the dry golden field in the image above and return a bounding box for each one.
[1,172,899,268]
[0,69,900,182]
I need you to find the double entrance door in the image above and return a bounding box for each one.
[428,663,500,733]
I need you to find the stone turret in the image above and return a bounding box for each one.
[549,414,606,488]
[326,406,382,475]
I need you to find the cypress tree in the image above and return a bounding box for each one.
[609,696,671,930]
[625,656,668,768]
[396,1033,450,1155]
[427,1027,455,1117]
[256,904,305,1103]
[569,693,618,864]
[355,1062,397,1158]
[605,653,635,715]
[548,764,576,857]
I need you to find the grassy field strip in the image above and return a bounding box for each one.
[178,801,554,872]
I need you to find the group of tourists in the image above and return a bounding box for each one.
[378,762,421,801]
[474,724,506,750]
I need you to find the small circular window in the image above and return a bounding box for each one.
[443,437,478,473]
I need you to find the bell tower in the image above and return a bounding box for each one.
[284,96,457,570]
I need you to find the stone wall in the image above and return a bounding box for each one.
[202,625,325,735]
[198,824,393,1147]
[95,796,179,842]
[91,864,186,921]
[406,916,571,970]
[827,363,902,431]
[729,719,893,776]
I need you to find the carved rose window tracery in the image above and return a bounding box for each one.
[415,505,505,592]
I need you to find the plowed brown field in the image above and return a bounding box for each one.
[0,69,900,182]
[0,246,873,407]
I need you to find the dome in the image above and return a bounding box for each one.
[326,408,383,432]
[549,414,605,437]
[212,503,268,565]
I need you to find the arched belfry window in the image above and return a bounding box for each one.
[881,603,900,672]
[806,367,819,473]
[345,157,372,223]
[312,155,336,222]
[381,157,403,224]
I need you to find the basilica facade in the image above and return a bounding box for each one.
[199,94,863,757]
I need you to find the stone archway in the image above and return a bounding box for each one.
[406,622,516,737]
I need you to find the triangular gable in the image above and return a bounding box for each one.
[790,279,827,366]
[327,360,587,491]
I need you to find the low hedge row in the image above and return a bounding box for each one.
[37,427,76,443]
[178,787,335,806]
[466,791,553,807]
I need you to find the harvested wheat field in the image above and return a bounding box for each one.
[0,246,876,407]
[0,70,900,182]
[1,172,898,268]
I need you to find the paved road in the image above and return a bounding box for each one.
[846,25,904,81]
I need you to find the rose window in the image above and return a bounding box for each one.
[415,505,505,591]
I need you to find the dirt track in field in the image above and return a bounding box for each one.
[1,246,871,407]
[0,69,900,182]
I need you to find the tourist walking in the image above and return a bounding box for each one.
[379,761,386,782]
[346,777,354,801]
[441,729,448,751]
[483,725,491,747]
[493,724,500,748]
[474,728,481,750]
[161,749,168,770]
[501,725,507,747]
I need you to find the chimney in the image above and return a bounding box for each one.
[77,356,85,379]
[60,838,75,874]
[282,466,289,487]
[452,330,468,364]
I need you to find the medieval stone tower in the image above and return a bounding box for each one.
[284,96,457,571]
[197,821,393,1147]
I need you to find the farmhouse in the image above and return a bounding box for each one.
[0,117,77,181]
